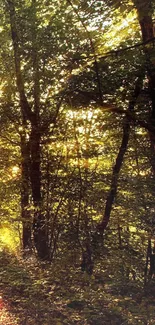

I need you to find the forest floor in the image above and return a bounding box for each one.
[0,249,154,325]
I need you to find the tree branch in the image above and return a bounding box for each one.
[66,0,103,104]
[6,0,33,122]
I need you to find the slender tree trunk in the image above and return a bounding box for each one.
[144,238,151,283]
[98,118,130,234]
[30,123,49,258]
[118,218,122,249]
[98,73,144,234]
[30,0,49,259]
[20,128,32,249]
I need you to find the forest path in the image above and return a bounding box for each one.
[0,250,154,325]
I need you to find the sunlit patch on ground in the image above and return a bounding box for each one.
[0,224,20,254]
[0,296,19,325]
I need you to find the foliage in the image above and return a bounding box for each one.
[0,0,154,323]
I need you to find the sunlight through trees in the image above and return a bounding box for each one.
[0,0,154,324]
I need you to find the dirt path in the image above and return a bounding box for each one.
[0,251,154,325]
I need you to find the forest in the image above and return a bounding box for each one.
[0,0,154,324]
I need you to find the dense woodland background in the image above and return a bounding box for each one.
[0,0,155,324]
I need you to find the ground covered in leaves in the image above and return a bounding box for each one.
[0,250,154,325]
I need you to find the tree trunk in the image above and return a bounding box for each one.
[134,2,155,241]
[30,123,49,259]
[134,1,155,171]
[20,128,32,249]
[98,118,130,234]
[98,73,144,234]
[7,0,49,258]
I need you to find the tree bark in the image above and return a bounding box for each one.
[98,117,130,234]
[98,0,154,234]
[137,1,155,109]
[134,1,155,169]
[98,73,144,234]
[20,127,32,249]
[30,123,49,259]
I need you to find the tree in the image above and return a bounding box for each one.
[5,0,49,258]
[0,0,154,289]
[3,0,94,258]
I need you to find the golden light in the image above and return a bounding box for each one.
[11,166,20,177]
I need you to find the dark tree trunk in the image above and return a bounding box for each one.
[81,242,93,275]
[144,238,155,283]
[20,129,32,249]
[98,118,130,234]
[30,0,49,258]
[30,123,49,259]
[98,73,144,234]
[139,6,155,115]
[134,2,155,167]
